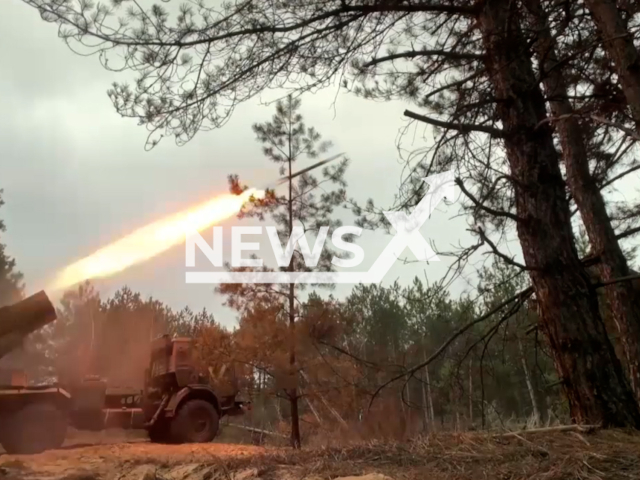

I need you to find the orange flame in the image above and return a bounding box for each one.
[49,189,264,292]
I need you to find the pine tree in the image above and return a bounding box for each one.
[219,95,350,447]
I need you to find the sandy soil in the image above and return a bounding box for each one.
[0,428,275,479]
[0,440,274,480]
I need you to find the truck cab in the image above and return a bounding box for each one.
[142,334,250,443]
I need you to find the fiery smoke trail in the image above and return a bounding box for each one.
[47,153,343,293]
[49,189,264,292]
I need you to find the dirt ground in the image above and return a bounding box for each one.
[1,428,640,480]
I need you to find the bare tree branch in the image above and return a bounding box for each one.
[404,110,505,138]
[364,49,484,67]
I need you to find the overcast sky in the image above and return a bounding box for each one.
[0,1,523,327]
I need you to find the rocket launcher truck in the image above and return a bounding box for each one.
[0,291,249,455]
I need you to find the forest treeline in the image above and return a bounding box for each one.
[3,260,569,442]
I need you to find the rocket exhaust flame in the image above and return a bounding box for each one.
[48,153,343,292]
[48,188,264,292]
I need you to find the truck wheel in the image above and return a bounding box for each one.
[2,403,67,454]
[169,399,219,444]
[147,419,171,444]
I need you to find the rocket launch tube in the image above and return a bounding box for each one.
[0,291,57,359]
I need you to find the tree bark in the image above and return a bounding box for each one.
[524,0,640,404]
[478,0,640,428]
[584,0,640,130]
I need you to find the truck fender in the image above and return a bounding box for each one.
[164,385,221,418]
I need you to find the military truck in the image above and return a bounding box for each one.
[0,291,249,454]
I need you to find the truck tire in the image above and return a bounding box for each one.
[169,399,219,444]
[2,403,67,454]
[147,419,172,444]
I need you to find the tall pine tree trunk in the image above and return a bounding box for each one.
[478,0,640,427]
[287,114,301,449]
[525,0,640,403]
[425,352,435,423]
[518,337,540,425]
[288,280,300,448]
[584,0,640,130]
[274,395,283,422]
[406,375,412,429]
[421,347,429,431]
[468,359,473,428]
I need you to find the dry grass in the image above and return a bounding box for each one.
[2,428,640,480]
[119,428,640,479]
[225,429,640,480]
